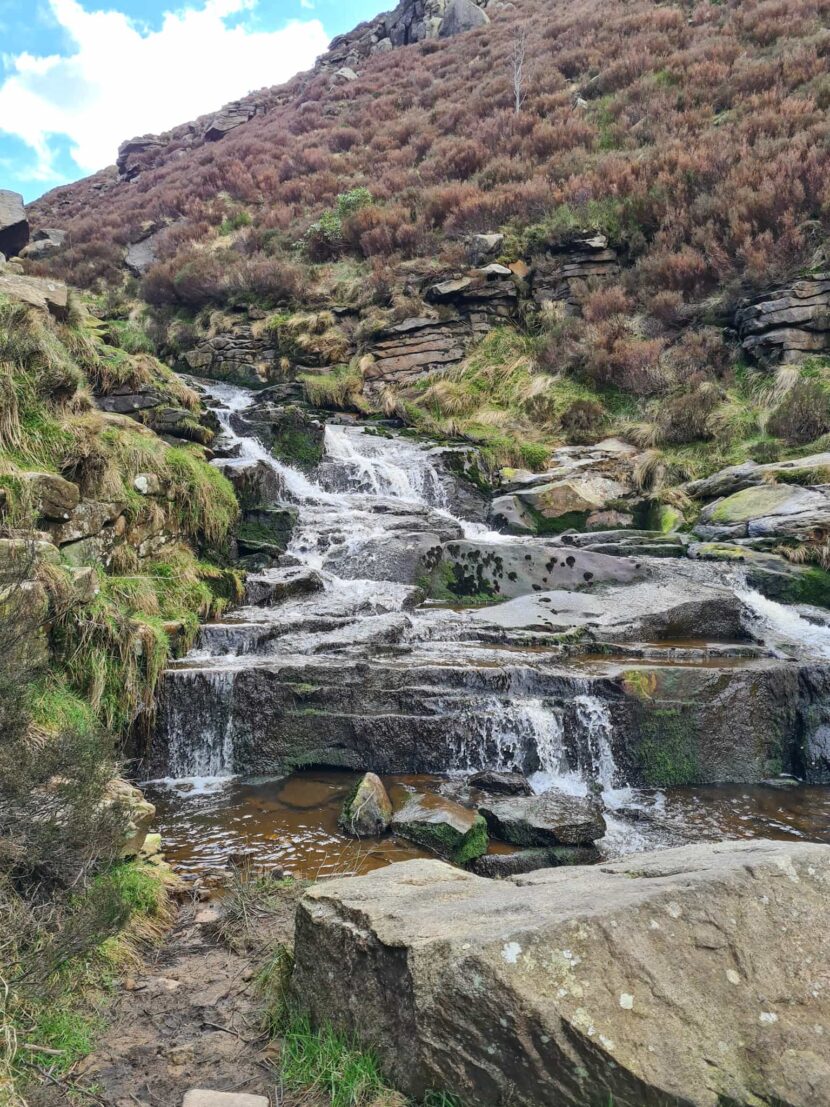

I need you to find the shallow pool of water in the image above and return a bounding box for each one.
[145,770,830,879]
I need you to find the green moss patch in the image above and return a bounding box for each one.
[634,707,699,786]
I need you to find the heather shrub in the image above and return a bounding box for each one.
[765,363,830,445]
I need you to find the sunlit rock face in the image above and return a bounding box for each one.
[293,841,830,1107]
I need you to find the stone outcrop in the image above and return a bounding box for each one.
[364,316,472,390]
[19,471,80,521]
[489,440,641,535]
[736,272,830,364]
[292,841,830,1107]
[116,135,167,181]
[181,325,281,387]
[439,0,490,38]
[0,189,29,257]
[104,778,156,858]
[20,227,66,262]
[695,482,830,542]
[364,267,519,391]
[322,0,491,72]
[532,232,621,310]
[204,100,260,143]
[685,451,830,501]
[0,272,69,319]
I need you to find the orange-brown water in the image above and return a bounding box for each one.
[145,770,830,880]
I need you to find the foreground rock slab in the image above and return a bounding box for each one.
[293,841,830,1107]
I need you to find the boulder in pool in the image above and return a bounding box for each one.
[391,792,488,865]
[338,772,393,838]
[467,769,533,796]
[480,790,606,846]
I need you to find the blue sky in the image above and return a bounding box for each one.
[0,0,382,201]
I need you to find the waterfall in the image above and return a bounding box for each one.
[442,689,621,798]
[158,379,622,797]
[738,586,830,660]
[322,424,449,508]
[156,669,236,784]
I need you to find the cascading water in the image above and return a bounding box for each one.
[320,424,450,508]
[158,669,236,784]
[153,379,622,804]
[738,586,830,660]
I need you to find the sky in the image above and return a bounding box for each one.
[0,0,382,201]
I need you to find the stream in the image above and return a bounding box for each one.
[142,382,830,879]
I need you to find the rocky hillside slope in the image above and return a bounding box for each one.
[17,0,830,485]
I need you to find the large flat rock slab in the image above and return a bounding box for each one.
[293,841,830,1106]
[433,538,644,601]
[470,565,749,643]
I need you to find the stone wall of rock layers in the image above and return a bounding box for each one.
[736,271,830,364]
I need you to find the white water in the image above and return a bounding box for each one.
[738,586,830,660]
[163,380,624,796]
[155,669,235,789]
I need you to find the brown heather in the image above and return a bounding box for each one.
[26,0,830,315]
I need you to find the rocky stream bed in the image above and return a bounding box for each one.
[139,381,830,881]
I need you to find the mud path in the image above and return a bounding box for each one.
[40,883,306,1107]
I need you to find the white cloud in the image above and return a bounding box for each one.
[0,0,329,180]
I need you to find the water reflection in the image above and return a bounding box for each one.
[146,769,830,879]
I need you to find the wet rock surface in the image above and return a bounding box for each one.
[467,769,533,795]
[293,841,830,1107]
[479,790,606,846]
[151,382,830,800]
[339,771,393,837]
[391,791,488,864]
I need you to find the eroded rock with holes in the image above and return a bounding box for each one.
[431,538,644,601]
[292,841,830,1106]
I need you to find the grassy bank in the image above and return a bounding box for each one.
[0,290,242,1104]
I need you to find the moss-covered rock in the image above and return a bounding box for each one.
[338,771,393,838]
[707,484,816,525]
[234,403,325,471]
[391,792,488,865]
